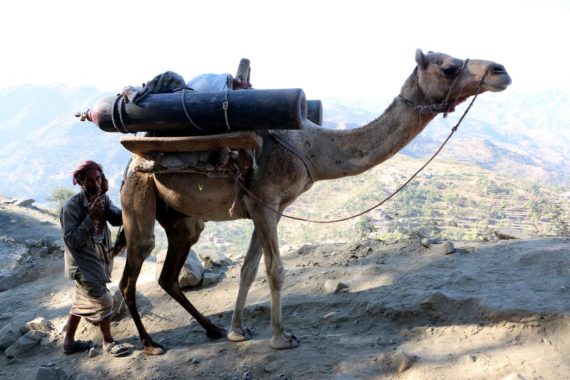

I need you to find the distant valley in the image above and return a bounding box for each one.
[0,84,568,253]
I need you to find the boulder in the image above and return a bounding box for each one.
[199,251,232,267]
[179,250,204,288]
[24,239,42,248]
[421,237,442,248]
[0,314,11,329]
[494,228,531,240]
[296,243,317,255]
[202,271,224,286]
[40,235,64,252]
[4,330,47,358]
[0,272,19,293]
[440,241,455,255]
[156,249,204,288]
[15,199,35,207]
[0,324,21,349]
[22,317,54,333]
[34,366,67,380]
[392,350,416,373]
[40,332,57,346]
[323,280,349,294]
[110,286,128,321]
[31,246,51,257]
[427,240,455,255]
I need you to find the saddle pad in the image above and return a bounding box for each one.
[120,131,262,155]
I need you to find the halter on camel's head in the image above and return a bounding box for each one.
[398,49,511,117]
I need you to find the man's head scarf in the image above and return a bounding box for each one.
[72,160,108,193]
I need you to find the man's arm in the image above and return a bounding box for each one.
[62,201,94,249]
[104,196,123,227]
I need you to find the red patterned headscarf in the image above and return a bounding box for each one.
[72,160,108,192]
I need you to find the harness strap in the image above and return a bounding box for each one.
[269,131,317,183]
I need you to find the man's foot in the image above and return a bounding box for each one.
[63,340,94,355]
[103,341,134,357]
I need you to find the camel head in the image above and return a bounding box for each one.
[414,49,511,109]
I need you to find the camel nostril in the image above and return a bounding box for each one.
[491,64,507,75]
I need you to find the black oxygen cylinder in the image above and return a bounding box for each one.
[82,88,308,135]
[307,100,323,126]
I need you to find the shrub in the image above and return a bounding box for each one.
[47,186,75,214]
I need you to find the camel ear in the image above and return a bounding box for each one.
[415,49,426,68]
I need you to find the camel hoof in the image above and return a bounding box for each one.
[227,327,253,342]
[270,330,299,350]
[143,345,166,355]
[206,325,227,340]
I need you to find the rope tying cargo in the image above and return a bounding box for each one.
[111,96,131,133]
[180,89,206,132]
[222,91,232,131]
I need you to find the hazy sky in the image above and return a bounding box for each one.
[1,0,568,101]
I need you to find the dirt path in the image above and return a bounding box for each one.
[1,197,569,379]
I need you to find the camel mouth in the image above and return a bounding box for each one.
[484,81,511,92]
[484,69,512,92]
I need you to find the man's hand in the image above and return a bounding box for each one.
[88,196,105,221]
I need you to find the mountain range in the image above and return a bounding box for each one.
[0,84,569,207]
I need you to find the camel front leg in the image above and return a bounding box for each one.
[228,229,263,342]
[120,172,165,355]
[251,207,299,349]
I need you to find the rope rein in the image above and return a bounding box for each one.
[231,68,488,224]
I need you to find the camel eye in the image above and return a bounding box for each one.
[442,65,460,78]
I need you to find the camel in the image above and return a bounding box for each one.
[119,49,511,355]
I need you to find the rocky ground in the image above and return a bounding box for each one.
[1,194,569,380]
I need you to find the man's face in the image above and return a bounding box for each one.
[80,168,102,196]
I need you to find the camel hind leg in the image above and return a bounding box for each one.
[119,172,165,355]
[250,206,299,349]
[157,210,226,340]
[228,229,263,342]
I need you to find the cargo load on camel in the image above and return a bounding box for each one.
[76,59,322,180]
[76,59,323,137]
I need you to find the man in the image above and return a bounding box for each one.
[60,160,131,357]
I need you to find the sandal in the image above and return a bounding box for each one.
[104,341,133,357]
[63,340,94,355]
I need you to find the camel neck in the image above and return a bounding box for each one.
[308,73,438,181]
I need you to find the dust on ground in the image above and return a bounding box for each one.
[1,195,569,379]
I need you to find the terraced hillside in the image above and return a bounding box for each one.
[189,154,570,258]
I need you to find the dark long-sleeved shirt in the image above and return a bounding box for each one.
[60,190,122,283]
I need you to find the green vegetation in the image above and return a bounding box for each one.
[46,186,75,215]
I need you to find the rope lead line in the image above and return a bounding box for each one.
[233,76,487,224]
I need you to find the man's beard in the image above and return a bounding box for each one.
[86,187,101,197]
